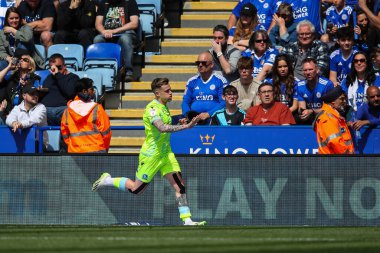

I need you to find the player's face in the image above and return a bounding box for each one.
[367,87,380,107]
[338,38,353,51]
[7,12,20,28]
[297,25,314,47]
[277,60,289,77]
[213,31,227,46]
[157,84,172,103]
[258,85,274,105]
[353,54,367,74]
[303,62,318,81]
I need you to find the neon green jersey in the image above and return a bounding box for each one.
[140,99,172,157]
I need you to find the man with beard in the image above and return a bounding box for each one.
[313,85,355,154]
[209,24,241,83]
[351,86,380,130]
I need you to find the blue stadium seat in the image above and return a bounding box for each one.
[83,43,121,90]
[35,44,46,60]
[46,44,84,71]
[45,130,60,152]
[137,0,162,38]
[35,69,50,86]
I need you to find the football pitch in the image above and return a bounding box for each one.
[1,226,380,253]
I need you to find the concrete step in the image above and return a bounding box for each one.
[161,40,210,55]
[183,1,235,11]
[181,14,229,28]
[125,81,186,91]
[145,54,198,65]
[108,148,140,154]
[110,137,145,147]
[141,67,197,82]
[109,108,182,119]
[165,28,212,38]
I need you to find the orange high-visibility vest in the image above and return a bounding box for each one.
[313,103,354,154]
[61,96,112,153]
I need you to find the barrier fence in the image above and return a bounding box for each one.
[0,155,379,226]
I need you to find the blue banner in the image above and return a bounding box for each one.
[0,126,36,153]
[171,126,380,154]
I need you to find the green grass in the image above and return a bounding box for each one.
[1,226,380,253]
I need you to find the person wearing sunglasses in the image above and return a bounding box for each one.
[341,51,380,114]
[181,51,227,125]
[268,3,297,51]
[0,54,41,114]
[40,53,79,126]
[0,7,45,71]
[242,29,279,83]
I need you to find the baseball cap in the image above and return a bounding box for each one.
[240,3,257,17]
[22,84,40,95]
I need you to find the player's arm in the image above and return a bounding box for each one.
[152,116,199,133]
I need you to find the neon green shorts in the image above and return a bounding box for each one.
[136,152,181,183]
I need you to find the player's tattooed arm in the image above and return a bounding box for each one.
[153,114,200,133]
[153,119,189,133]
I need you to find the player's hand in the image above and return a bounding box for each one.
[178,118,188,125]
[198,112,210,121]
[187,115,200,128]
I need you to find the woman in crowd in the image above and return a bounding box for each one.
[265,54,298,113]
[242,30,279,83]
[341,51,380,113]
[0,7,45,71]
[268,3,297,51]
[354,9,369,53]
[0,54,40,114]
[227,3,258,51]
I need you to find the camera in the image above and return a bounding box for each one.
[11,58,19,65]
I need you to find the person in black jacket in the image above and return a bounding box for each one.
[54,0,97,50]
[40,53,79,126]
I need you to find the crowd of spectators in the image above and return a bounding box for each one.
[181,0,380,131]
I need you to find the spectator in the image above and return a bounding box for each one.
[94,0,140,82]
[243,82,295,125]
[371,47,380,75]
[40,53,79,126]
[358,0,380,51]
[210,85,246,126]
[352,86,380,130]
[230,57,261,111]
[5,84,47,145]
[265,54,298,113]
[297,57,334,125]
[228,3,258,52]
[268,2,297,51]
[313,85,354,154]
[0,7,45,71]
[341,51,380,112]
[61,78,111,153]
[228,0,277,31]
[0,54,40,115]
[282,20,330,81]
[181,52,227,125]
[242,30,278,83]
[209,24,241,83]
[277,0,323,35]
[54,0,97,50]
[354,9,369,53]
[0,99,7,124]
[17,0,55,53]
[322,0,354,40]
[329,27,357,86]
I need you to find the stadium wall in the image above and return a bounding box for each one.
[1,155,380,226]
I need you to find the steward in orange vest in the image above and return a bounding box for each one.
[61,78,111,153]
[313,86,354,154]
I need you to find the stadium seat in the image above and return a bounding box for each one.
[46,44,84,71]
[73,70,104,101]
[45,130,60,152]
[137,0,163,38]
[35,44,46,60]
[35,69,50,86]
[83,43,121,90]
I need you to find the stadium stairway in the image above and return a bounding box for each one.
[108,0,233,153]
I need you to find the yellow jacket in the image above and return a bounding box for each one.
[61,96,112,153]
[313,103,354,154]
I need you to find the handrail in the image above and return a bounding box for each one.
[38,125,145,153]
